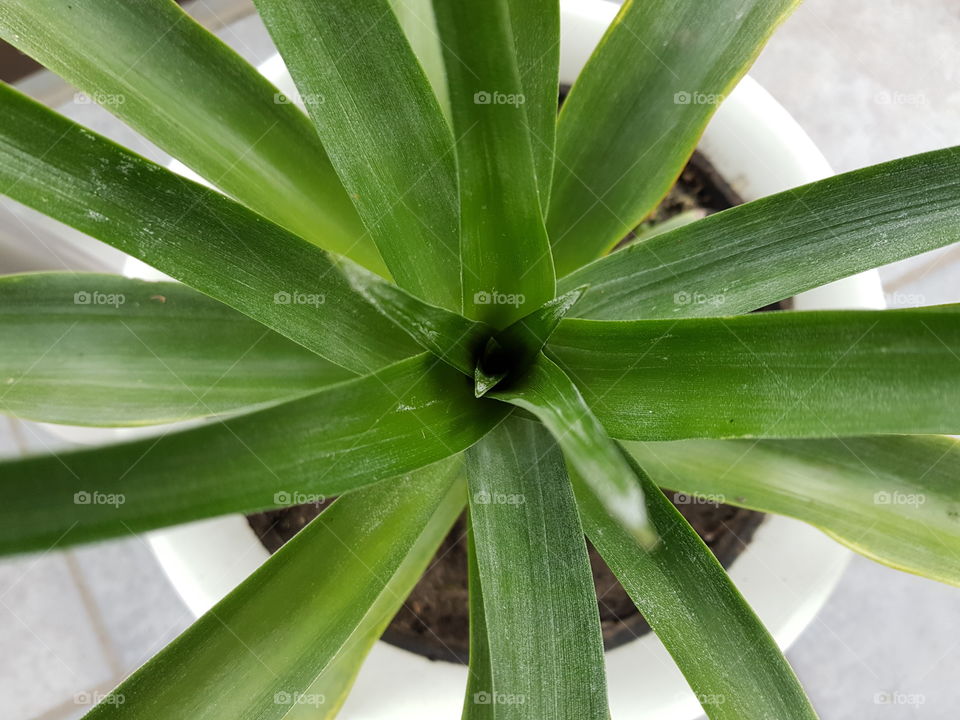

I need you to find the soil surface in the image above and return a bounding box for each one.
[247,150,775,662]
[640,151,743,226]
[249,495,763,662]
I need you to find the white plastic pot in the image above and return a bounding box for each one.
[7,1,885,718]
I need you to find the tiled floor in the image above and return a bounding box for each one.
[750,3,960,716]
[750,0,960,324]
[0,420,193,720]
[2,1,959,719]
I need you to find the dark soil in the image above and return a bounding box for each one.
[637,151,743,228]
[247,150,773,663]
[249,494,763,663]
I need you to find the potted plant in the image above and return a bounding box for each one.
[1,1,958,719]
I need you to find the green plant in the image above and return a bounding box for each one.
[0,0,958,717]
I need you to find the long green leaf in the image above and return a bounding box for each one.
[0,354,503,555]
[507,0,559,208]
[627,436,960,587]
[433,0,555,327]
[489,355,653,544]
[626,208,707,246]
[0,273,351,426]
[461,519,494,720]
[254,0,461,310]
[465,416,608,719]
[550,308,960,440]
[288,458,465,720]
[389,0,452,119]
[338,259,489,377]
[560,147,960,319]
[0,83,418,373]
[0,0,383,270]
[573,451,817,720]
[83,462,463,720]
[548,0,798,275]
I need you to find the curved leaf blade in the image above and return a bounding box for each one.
[0,0,382,270]
[433,0,555,326]
[339,259,490,377]
[550,308,960,440]
[489,355,653,545]
[508,0,560,208]
[0,273,351,426]
[573,451,817,720]
[83,462,463,720]
[461,518,494,720]
[0,83,418,373]
[627,435,960,587]
[0,354,503,555]
[287,459,465,720]
[254,0,461,309]
[548,0,799,275]
[465,416,608,719]
[560,147,960,320]
[389,0,452,119]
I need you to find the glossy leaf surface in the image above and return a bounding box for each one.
[548,0,798,274]
[560,148,960,320]
[83,463,463,719]
[0,354,502,555]
[433,0,555,326]
[0,273,350,426]
[255,0,462,309]
[466,417,608,719]
[628,435,960,586]
[551,308,960,439]
[489,355,653,544]
[574,451,817,720]
[0,0,380,269]
[0,84,417,373]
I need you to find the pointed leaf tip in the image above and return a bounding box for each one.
[474,368,508,398]
[474,337,508,397]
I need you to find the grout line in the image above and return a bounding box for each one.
[62,552,125,678]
